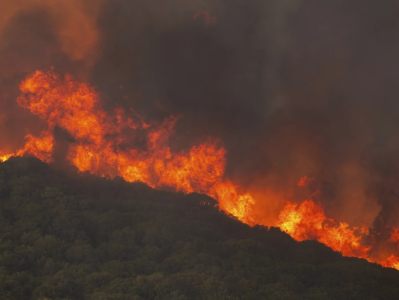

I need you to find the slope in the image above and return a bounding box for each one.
[0,157,398,300]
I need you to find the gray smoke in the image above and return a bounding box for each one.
[2,0,399,232]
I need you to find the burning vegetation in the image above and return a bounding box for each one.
[1,69,399,271]
[1,70,255,225]
[1,0,399,284]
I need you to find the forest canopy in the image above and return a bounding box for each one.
[0,157,398,300]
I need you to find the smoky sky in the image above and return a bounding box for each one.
[2,0,399,228]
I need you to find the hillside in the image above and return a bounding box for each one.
[0,157,398,300]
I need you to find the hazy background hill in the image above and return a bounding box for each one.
[0,157,398,300]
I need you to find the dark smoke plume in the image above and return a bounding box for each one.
[2,0,399,233]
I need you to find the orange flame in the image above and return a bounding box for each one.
[277,200,399,269]
[380,255,399,270]
[278,200,371,258]
[2,70,253,223]
[389,228,399,244]
[2,70,399,271]
[0,130,53,163]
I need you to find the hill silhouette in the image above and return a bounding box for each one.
[0,157,398,300]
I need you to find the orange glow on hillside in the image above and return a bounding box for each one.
[2,69,253,223]
[278,200,371,258]
[278,199,399,269]
[380,255,399,270]
[2,69,399,271]
[0,130,53,163]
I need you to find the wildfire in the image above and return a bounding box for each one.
[389,228,399,244]
[2,69,399,271]
[0,153,12,162]
[2,69,253,223]
[380,228,399,269]
[278,200,371,258]
[380,255,399,270]
[0,131,53,163]
[278,198,399,269]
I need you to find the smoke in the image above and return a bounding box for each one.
[0,0,100,151]
[2,0,399,233]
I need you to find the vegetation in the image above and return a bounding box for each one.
[0,157,398,300]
